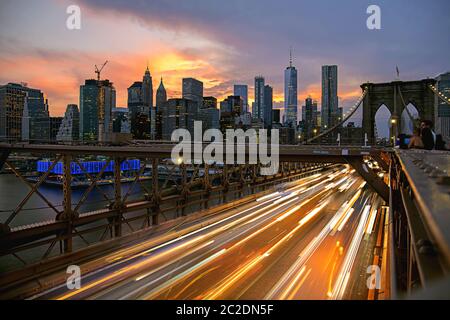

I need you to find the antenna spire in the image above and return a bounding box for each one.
[289,46,293,67]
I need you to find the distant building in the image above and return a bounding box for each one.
[297,120,306,138]
[264,85,273,127]
[80,79,116,141]
[127,67,155,139]
[162,98,198,140]
[57,104,79,142]
[236,112,252,127]
[155,78,167,140]
[197,96,219,131]
[338,107,343,123]
[182,78,203,109]
[142,66,153,113]
[0,83,49,142]
[220,96,243,115]
[338,123,363,145]
[25,89,49,142]
[251,118,265,131]
[142,67,154,138]
[316,111,322,129]
[279,126,296,145]
[272,109,281,124]
[321,65,339,130]
[284,52,298,126]
[435,72,450,141]
[50,117,63,142]
[219,96,245,132]
[128,81,143,117]
[200,107,220,131]
[112,107,130,134]
[254,76,265,120]
[203,96,217,110]
[220,112,236,132]
[302,97,318,139]
[234,84,248,112]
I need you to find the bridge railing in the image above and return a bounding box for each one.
[0,143,333,273]
[389,149,450,299]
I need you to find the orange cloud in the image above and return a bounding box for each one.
[0,45,365,117]
[0,45,232,116]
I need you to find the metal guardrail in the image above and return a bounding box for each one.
[390,149,450,298]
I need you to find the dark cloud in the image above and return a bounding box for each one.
[77,0,450,92]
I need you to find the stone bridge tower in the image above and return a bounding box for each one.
[361,79,436,143]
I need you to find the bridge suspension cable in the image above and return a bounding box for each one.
[428,84,450,105]
[374,121,379,141]
[306,88,368,144]
[398,86,418,124]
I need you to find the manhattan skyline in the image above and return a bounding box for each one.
[0,0,449,117]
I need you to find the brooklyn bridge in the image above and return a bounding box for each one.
[0,79,449,300]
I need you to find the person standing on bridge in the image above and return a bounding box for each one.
[420,120,436,150]
[408,127,424,149]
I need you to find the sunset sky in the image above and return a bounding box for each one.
[0,0,449,124]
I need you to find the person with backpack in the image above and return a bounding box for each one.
[420,120,435,150]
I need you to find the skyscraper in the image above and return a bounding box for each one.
[0,83,49,142]
[112,107,130,134]
[220,96,243,114]
[57,104,79,142]
[162,98,198,140]
[254,76,265,120]
[142,66,153,113]
[142,66,154,138]
[156,78,167,108]
[435,72,450,141]
[264,85,273,127]
[272,109,281,124]
[234,84,248,112]
[128,81,143,113]
[284,50,298,126]
[182,78,203,109]
[302,97,318,139]
[127,67,155,139]
[200,97,219,131]
[127,81,145,139]
[79,79,116,141]
[203,96,217,110]
[49,116,63,142]
[321,65,339,130]
[155,78,167,140]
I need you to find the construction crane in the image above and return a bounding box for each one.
[95,61,108,81]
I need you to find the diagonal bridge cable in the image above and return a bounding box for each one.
[306,88,368,144]
[428,84,450,105]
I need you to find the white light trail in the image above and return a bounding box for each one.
[330,205,372,300]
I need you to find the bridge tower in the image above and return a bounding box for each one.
[361,79,436,143]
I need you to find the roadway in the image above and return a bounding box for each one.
[30,165,382,300]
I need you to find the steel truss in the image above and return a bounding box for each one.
[0,147,330,268]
